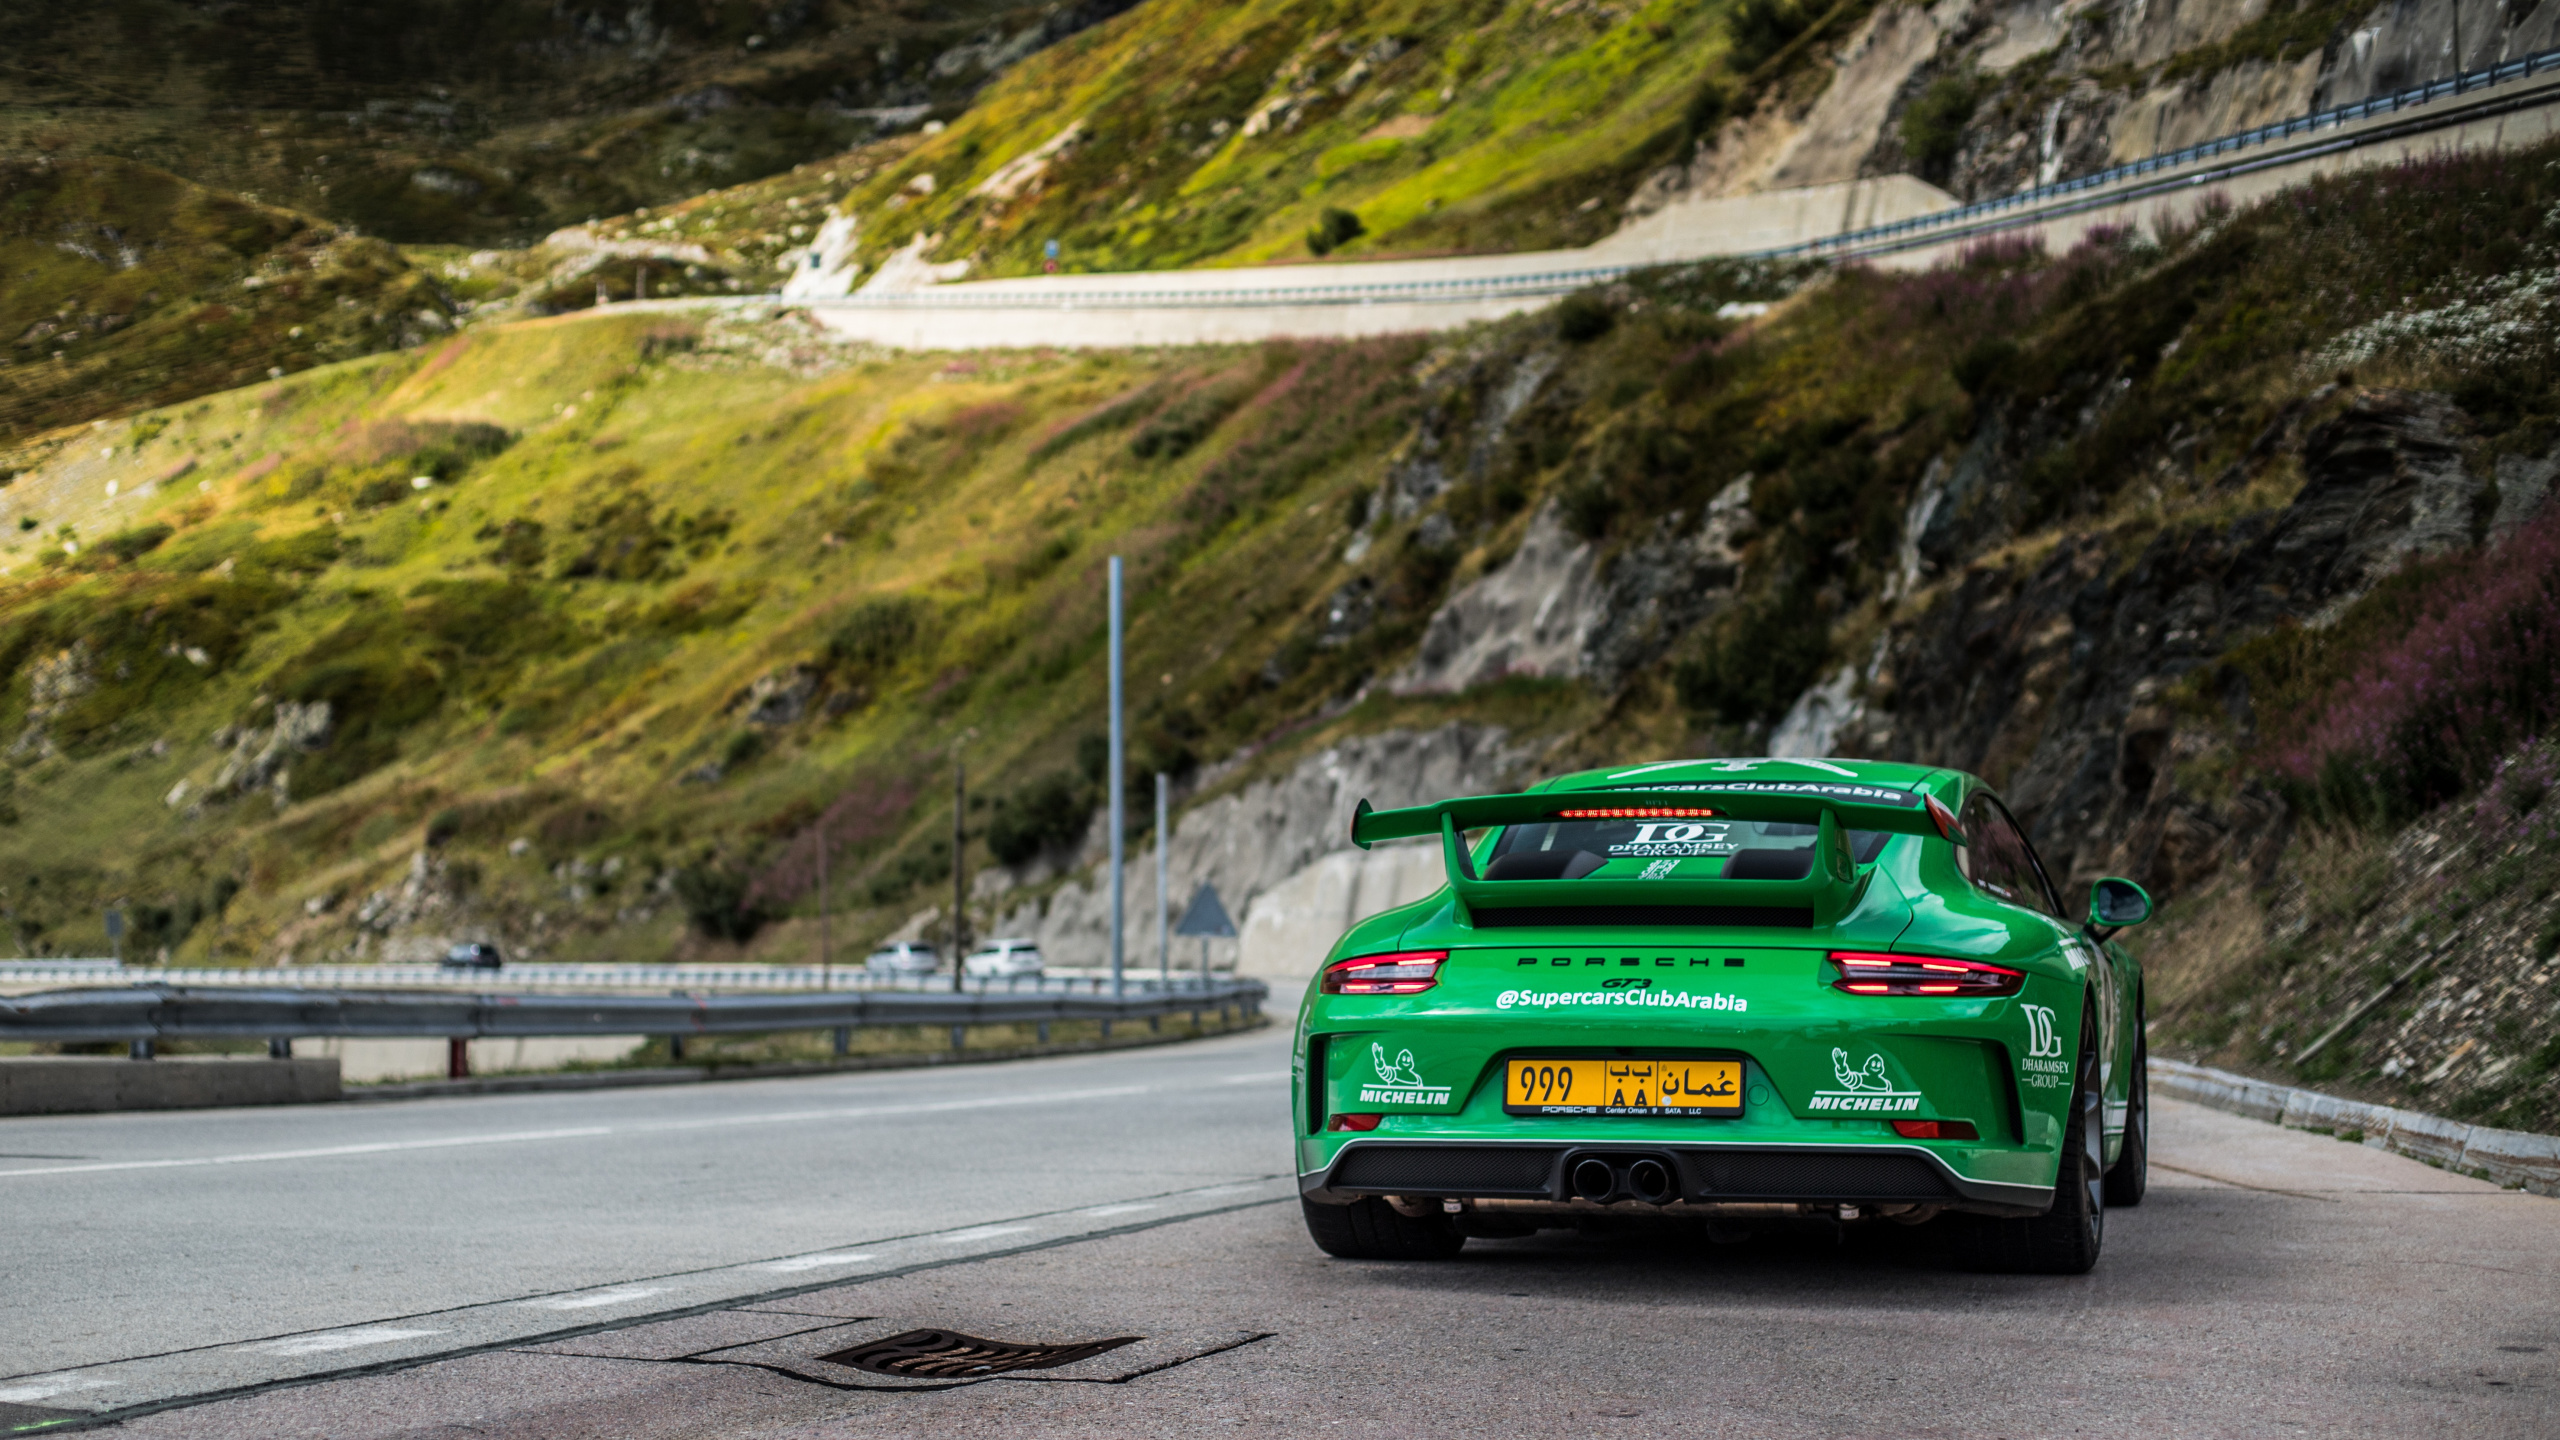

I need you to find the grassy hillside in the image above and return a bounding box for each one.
[0,304,1529,965]
[0,0,1136,246]
[8,137,2560,1127]
[818,0,1856,279]
[1,155,451,447]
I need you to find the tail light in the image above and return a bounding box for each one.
[1555,807,1719,819]
[1321,951,1447,995]
[1829,951,2023,997]
[1891,1119,1978,1140]
[1327,1114,1383,1132]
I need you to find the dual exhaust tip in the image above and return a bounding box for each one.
[1570,1154,1677,1206]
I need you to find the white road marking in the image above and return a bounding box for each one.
[0,1175,1300,1413]
[0,1374,117,1402]
[243,1327,444,1356]
[0,1127,615,1179]
[754,1252,878,1273]
[0,1084,1154,1180]
[518,1286,668,1310]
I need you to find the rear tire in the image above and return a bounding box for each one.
[2103,1036,2148,1208]
[1955,1015,2105,1275]
[1301,1196,1466,1260]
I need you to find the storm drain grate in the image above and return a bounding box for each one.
[815,1328,1142,1379]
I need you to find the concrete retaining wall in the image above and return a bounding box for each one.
[2153,1058,2560,1196]
[0,1056,341,1116]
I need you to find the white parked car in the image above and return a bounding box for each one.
[962,939,1044,978]
[864,942,939,978]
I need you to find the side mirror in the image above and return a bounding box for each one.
[2085,877,2152,939]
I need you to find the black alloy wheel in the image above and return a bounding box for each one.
[1955,1011,2105,1275]
[2103,1027,2148,1208]
[1301,1196,1467,1260]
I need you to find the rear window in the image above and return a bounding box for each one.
[1483,818,1892,881]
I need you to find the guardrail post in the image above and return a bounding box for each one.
[1037,1020,1050,1044]
[269,1037,292,1059]
[447,1037,469,1080]
[129,1038,154,1061]
[832,1025,851,1056]
[669,1034,686,1061]
[950,1024,965,1051]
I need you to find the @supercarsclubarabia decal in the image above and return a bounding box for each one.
[2018,1003,2070,1089]
[1807,1047,1924,1113]
[1358,1042,1453,1106]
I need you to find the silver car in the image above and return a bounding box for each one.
[863,942,939,978]
[962,939,1044,978]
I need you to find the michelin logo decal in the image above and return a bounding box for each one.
[1358,1042,1453,1105]
[1807,1047,1924,1113]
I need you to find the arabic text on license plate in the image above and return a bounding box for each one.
[1503,1058,1743,1117]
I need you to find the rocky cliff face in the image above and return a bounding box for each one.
[1637,0,2549,214]
[983,724,1526,980]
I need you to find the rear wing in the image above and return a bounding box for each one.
[1347,783,1961,929]
[1348,783,1960,849]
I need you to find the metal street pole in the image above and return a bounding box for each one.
[817,811,830,990]
[1155,772,1169,988]
[1108,556,1126,998]
[952,752,968,994]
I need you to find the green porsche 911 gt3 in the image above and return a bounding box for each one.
[1291,757,2153,1274]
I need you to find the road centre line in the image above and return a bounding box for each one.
[0,1181,1298,1433]
[0,1083,1154,1179]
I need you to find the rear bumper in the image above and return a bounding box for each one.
[1299,1137,2053,1216]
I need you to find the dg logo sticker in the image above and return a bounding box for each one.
[2022,1004,2065,1059]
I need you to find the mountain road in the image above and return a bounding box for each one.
[3,1026,2553,1437]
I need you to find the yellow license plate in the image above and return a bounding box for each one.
[1504,1058,1743,1117]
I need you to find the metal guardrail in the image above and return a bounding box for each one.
[0,978,1268,1045]
[1780,45,2560,257]
[807,266,1648,310]
[0,961,1223,995]
[789,45,2560,312]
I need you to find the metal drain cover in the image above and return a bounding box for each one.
[816,1328,1142,1379]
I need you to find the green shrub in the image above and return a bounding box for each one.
[826,596,929,677]
[1674,591,1830,724]
[98,524,174,562]
[1557,294,1616,344]
[1681,80,1731,152]
[1726,0,1816,72]
[674,857,766,941]
[1952,336,2020,395]
[986,770,1092,865]
[1900,72,1986,177]
[1306,207,1366,257]
[1561,481,1621,540]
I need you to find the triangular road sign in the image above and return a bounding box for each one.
[1174,882,1237,938]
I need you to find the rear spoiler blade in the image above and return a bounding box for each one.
[1348,784,1961,850]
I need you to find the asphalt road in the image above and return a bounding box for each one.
[6,1026,2556,1438]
